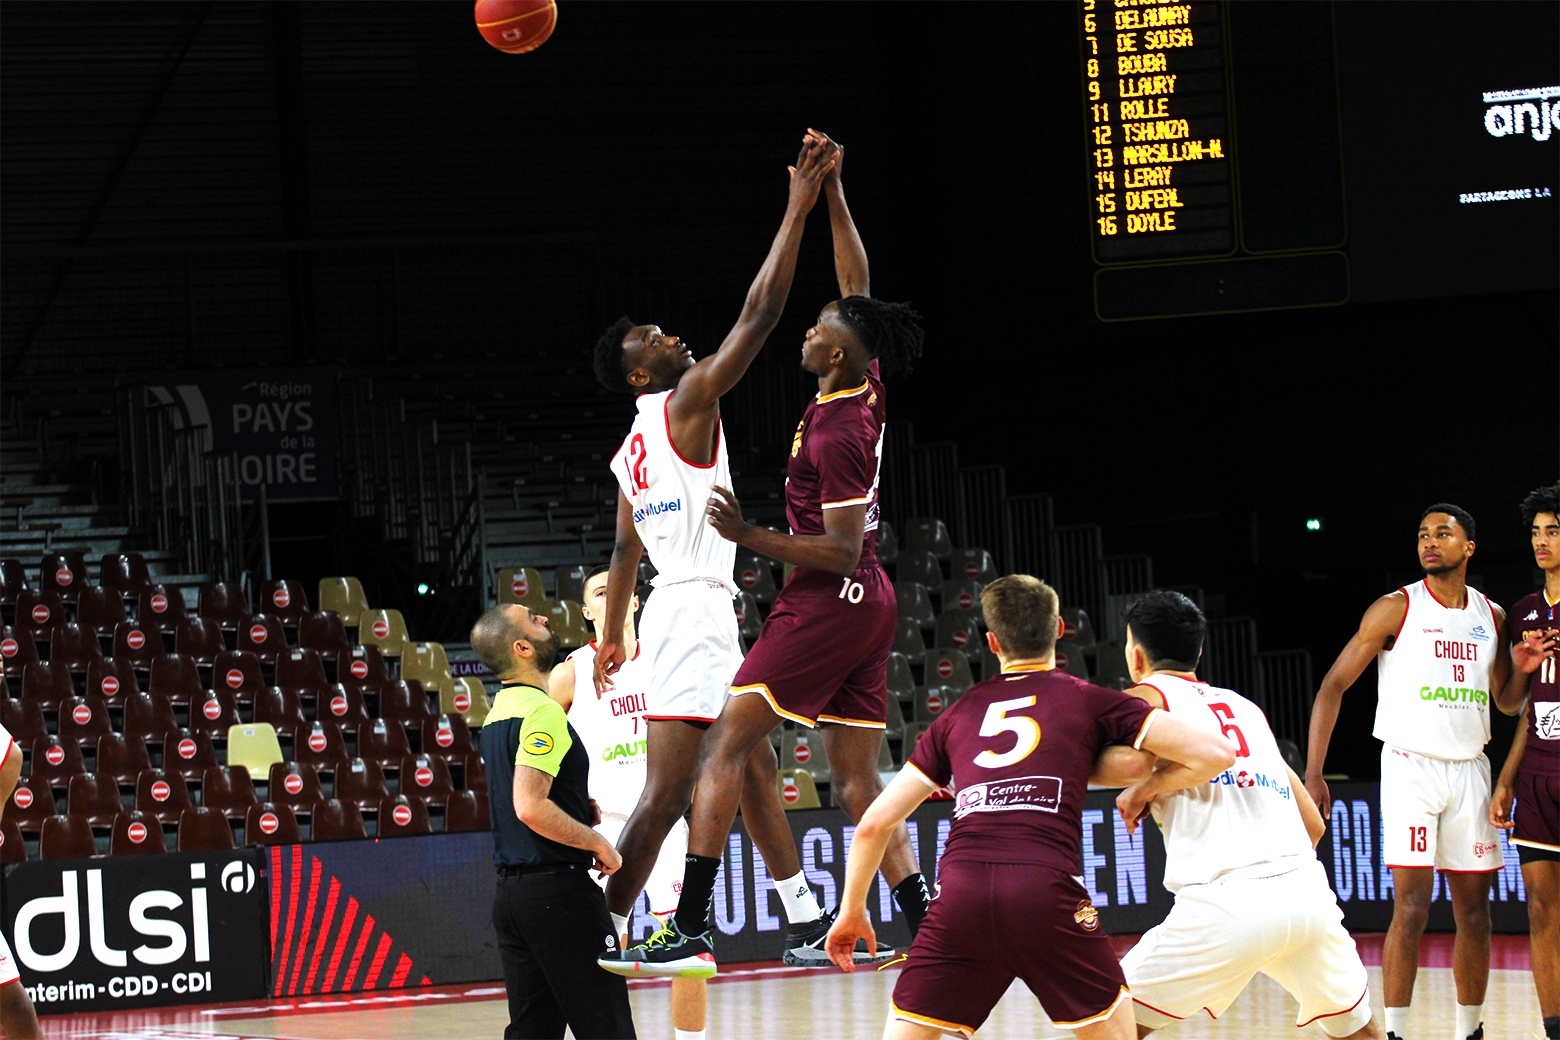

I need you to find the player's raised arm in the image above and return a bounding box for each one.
[824,766,932,972]
[670,136,836,417]
[811,128,869,299]
[1304,591,1406,813]
[596,490,643,694]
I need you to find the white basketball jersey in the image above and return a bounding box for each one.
[564,643,650,817]
[1373,580,1497,760]
[1142,674,1314,893]
[611,389,736,591]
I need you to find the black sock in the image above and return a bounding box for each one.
[674,854,721,937]
[892,872,931,938]
[1543,1015,1559,1039]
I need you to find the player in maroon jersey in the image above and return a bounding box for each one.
[825,576,1238,1039]
[600,129,930,977]
[1491,480,1560,1040]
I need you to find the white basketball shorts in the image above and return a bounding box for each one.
[1123,859,1370,1037]
[595,812,688,916]
[0,927,18,987]
[1380,745,1504,872]
[635,579,742,724]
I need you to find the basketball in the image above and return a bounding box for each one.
[474,0,556,54]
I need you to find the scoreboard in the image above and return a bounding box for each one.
[1081,0,1235,263]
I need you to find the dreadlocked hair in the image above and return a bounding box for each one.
[1520,480,1560,528]
[836,295,924,377]
[593,316,637,394]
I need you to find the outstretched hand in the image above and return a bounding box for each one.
[787,134,838,214]
[1512,627,1559,674]
[706,486,750,544]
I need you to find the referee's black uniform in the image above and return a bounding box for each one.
[481,682,636,1039]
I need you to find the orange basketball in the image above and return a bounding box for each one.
[475,0,557,54]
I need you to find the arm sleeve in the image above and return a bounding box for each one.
[906,714,953,789]
[515,698,572,777]
[818,418,879,510]
[1088,683,1157,749]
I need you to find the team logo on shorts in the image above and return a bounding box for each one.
[524,733,555,755]
[1073,899,1100,931]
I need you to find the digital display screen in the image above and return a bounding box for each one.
[1080,0,1235,263]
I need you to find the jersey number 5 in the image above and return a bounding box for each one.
[1207,703,1250,758]
[622,434,650,495]
[973,696,1041,769]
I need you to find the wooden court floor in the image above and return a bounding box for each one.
[41,935,1546,1040]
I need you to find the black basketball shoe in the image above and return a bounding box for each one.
[597,916,717,978]
[782,906,898,967]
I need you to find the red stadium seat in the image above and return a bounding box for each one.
[39,552,90,605]
[310,798,366,841]
[338,645,388,690]
[75,587,129,645]
[95,734,152,787]
[4,696,47,746]
[276,648,329,716]
[9,775,57,834]
[445,790,490,832]
[293,720,347,771]
[213,650,267,706]
[318,683,369,733]
[298,611,352,668]
[112,621,162,675]
[334,757,389,811]
[189,688,240,738]
[174,617,226,667]
[14,589,65,641]
[245,801,301,845]
[258,579,310,624]
[44,622,102,680]
[135,584,187,637]
[200,765,259,818]
[237,614,287,665]
[110,810,166,856]
[465,749,487,791]
[58,694,112,747]
[66,772,123,826]
[398,753,453,803]
[177,806,236,852]
[421,714,473,761]
[40,814,98,860]
[86,657,140,702]
[380,679,435,723]
[253,687,306,740]
[377,794,431,837]
[21,661,74,712]
[356,717,411,767]
[198,582,250,631]
[267,761,323,812]
[0,819,26,862]
[100,553,152,597]
[122,692,178,744]
[27,735,83,790]
[148,654,204,709]
[0,559,30,613]
[1,625,39,689]
[163,727,218,780]
[134,768,192,824]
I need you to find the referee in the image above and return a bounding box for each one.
[471,603,637,1040]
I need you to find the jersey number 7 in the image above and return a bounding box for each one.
[1207,703,1250,758]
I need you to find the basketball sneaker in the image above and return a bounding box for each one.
[597,917,717,979]
[782,906,898,967]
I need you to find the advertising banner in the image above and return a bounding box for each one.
[0,849,269,1014]
[142,367,338,502]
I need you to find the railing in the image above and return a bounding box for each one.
[1259,649,1315,752]
[1053,524,1106,634]
[1101,553,1154,643]
[1203,616,1261,699]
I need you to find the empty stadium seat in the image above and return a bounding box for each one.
[46,621,103,680]
[245,801,301,845]
[900,723,926,761]
[875,521,899,565]
[163,727,218,780]
[27,735,83,789]
[226,724,285,780]
[0,819,25,863]
[978,641,1001,681]
[734,555,779,604]
[465,749,487,790]
[311,798,367,841]
[237,614,287,666]
[135,585,188,636]
[258,579,310,623]
[86,656,139,702]
[1,625,39,687]
[268,761,323,812]
[110,810,166,856]
[298,611,352,674]
[177,806,237,852]
[398,753,453,802]
[380,679,435,724]
[359,608,411,658]
[21,660,74,712]
[252,687,306,740]
[214,650,267,705]
[878,740,894,771]
[357,718,411,767]
[134,769,191,825]
[895,581,936,629]
[338,645,388,690]
[777,769,821,810]
[40,552,90,605]
[1054,640,1089,679]
[4,697,47,746]
[377,794,431,837]
[277,648,330,706]
[554,565,589,605]
[67,773,123,826]
[123,692,179,744]
[445,789,490,832]
[14,589,65,640]
[75,587,129,644]
[58,694,112,747]
[544,601,591,649]
[939,578,984,615]
[0,559,30,614]
[335,757,389,810]
[9,776,56,833]
[96,734,152,787]
[100,554,152,596]
[497,567,548,610]
[401,643,456,703]
[189,688,240,737]
[950,547,997,583]
[201,765,260,817]
[148,654,204,708]
[892,616,926,658]
[174,617,226,666]
[887,652,915,703]
[320,683,369,732]
[317,577,371,630]
[913,685,961,725]
[448,677,489,728]
[896,549,942,588]
[421,714,472,760]
[112,621,161,675]
[40,814,98,860]
[294,720,348,770]
[198,582,250,631]
[933,610,984,658]
[904,518,952,560]
[779,730,830,784]
[733,591,761,642]
[884,701,905,740]
[920,650,975,692]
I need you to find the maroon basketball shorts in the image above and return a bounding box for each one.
[1514,765,1560,863]
[891,861,1129,1036]
[730,562,896,728]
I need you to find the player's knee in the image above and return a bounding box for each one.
[1524,874,1559,924]
[1391,891,1431,931]
[1452,895,1491,935]
[830,769,881,818]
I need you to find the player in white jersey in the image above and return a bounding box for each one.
[550,565,706,1040]
[1111,592,1378,1039]
[0,723,41,1038]
[589,135,841,962]
[1307,504,1516,1040]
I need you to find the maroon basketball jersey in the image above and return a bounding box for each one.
[785,360,885,563]
[1508,590,1559,770]
[908,665,1157,871]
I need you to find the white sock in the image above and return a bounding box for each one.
[610,913,629,945]
[674,1030,706,1040]
[1454,1003,1482,1040]
[772,870,822,924]
[1385,1006,1409,1037]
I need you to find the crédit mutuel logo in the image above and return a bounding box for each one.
[631,498,683,524]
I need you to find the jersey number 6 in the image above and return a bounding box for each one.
[974,695,1041,769]
[1207,703,1250,758]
